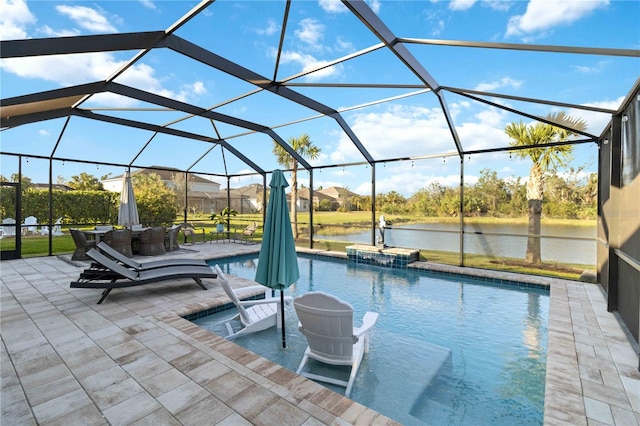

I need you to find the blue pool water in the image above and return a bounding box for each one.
[192,255,549,425]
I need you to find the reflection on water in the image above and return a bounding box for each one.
[315,222,596,265]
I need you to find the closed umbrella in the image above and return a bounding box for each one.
[117,171,140,228]
[255,170,300,348]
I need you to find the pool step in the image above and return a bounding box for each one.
[346,244,420,268]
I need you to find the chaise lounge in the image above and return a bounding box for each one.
[71,249,217,304]
[95,241,208,270]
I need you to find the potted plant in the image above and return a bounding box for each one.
[210,207,237,232]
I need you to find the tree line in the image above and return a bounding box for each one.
[1,164,596,225]
[365,167,596,220]
[1,173,178,226]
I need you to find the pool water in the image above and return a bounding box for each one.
[192,255,549,425]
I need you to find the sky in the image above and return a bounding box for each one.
[1,0,639,197]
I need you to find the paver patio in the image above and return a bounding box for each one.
[1,242,638,425]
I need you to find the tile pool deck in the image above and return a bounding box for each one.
[1,243,638,425]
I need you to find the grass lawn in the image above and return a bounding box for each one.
[304,238,593,282]
[2,215,594,282]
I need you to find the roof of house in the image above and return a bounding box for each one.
[297,188,336,202]
[103,167,219,185]
[31,183,74,191]
[318,187,360,199]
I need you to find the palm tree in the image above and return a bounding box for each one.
[272,134,320,239]
[504,112,587,264]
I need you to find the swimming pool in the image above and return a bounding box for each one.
[192,255,549,425]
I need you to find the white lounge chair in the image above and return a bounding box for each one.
[72,249,215,304]
[214,265,292,340]
[95,241,207,270]
[293,291,379,397]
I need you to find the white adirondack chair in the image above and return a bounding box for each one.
[23,216,38,235]
[40,217,64,236]
[1,218,17,237]
[294,291,379,397]
[214,265,292,340]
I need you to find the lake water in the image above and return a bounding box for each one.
[314,222,596,266]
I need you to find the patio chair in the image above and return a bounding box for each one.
[234,222,258,244]
[137,226,166,256]
[23,216,38,235]
[213,265,292,340]
[1,218,17,237]
[294,291,379,397]
[103,229,133,258]
[70,229,97,261]
[95,225,114,231]
[40,217,64,236]
[164,224,181,252]
[72,249,216,304]
[181,222,205,244]
[95,241,207,270]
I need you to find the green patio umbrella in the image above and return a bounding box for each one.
[255,170,300,348]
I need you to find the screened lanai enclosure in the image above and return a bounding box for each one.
[1,1,639,351]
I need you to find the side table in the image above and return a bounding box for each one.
[209,230,231,244]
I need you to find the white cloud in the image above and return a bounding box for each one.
[432,20,445,37]
[331,104,453,164]
[567,97,625,134]
[56,5,117,33]
[366,0,381,14]
[335,36,354,53]
[474,77,522,92]
[506,0,609,38]
[0,0,36,40]
[319,0,380,14]
[355,167,466,195]
[38,25,80,38]
[572,60,610,74]
[191,81,206,95]
[38,129,50,136]
[1,51,203,107]
[172,81,207,103]
[1,53,123,86]
[278,50,343,81]
[256,18,279,36]
[138,0,156,10]
[318,0,348,13]
[295,18,325,47]
[449,0,477,11]
[330,100,516,169]
[483,0,511,12]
